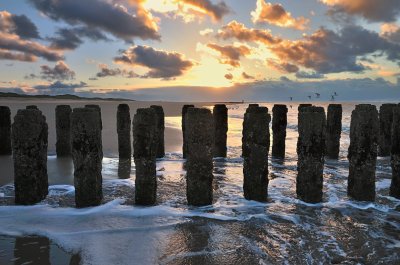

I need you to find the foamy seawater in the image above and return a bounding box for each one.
[0,102,399,264]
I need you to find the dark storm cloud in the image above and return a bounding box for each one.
[28,0,160,42]
[95,64,137,78]
[0,11,40,39]
[114,45,195,79]
[321,0,400,23]
[270,25,400,74]
[48,27,110,50]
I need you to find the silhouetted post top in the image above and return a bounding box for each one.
[117,103,130,112]
[26,105,38,110]
[390,106,400,198]
[298,104,312,112]
[273,104,288,111]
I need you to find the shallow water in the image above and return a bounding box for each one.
[0,102,399,265]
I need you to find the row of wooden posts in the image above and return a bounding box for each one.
[0,103,399,207]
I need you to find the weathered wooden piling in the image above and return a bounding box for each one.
[242,106,270,202]
[185,108,214,206]
[390,106,400,199]
[85,104,102,129]
[12,109,48,205]
[326,104,342,159]
[55,105,72,157]
[117,104,131,159]
[379,103,397,157]
[151,105,165,158]
[182,104,194,158]
[272,104,288,158]
[133,108,158,205]
[26,105,38,110]
[0,106,12,155]
[297,106,326,203]
[348,104,379,201]
[213,104,228,158]
[298,104,312,112]
[71,108,103,207]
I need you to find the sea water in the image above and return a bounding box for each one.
[0,102,399,264]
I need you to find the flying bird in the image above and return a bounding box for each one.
[315,93,320,98]
[308,95,312,100]
[331,95,335,101]
[289,97,293,101]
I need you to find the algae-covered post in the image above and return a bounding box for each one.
[326,104,342,159]
[296,106,326,203]
[378,104,396,157]
[55,105,72,157]
[182,104,194,159]
[213,104,228,158]
[348,104,379,201]
[0,106,12,155]
[133,108,158,205]
[185,108,214,206]
[242,106,270,202]
[390,106,400,199]
[272,104,288,158]
[12,109,48,205]
[117,104,131,159]
[71,108,103,208]
[150,105,165,158]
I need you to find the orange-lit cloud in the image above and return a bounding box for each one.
[381,23,400,44]
[206,43,251,67]
[251,0,309,30]
[224,73,233,80]
[217,20,282,46]
[267,59,299,73]
[320,0,400,22]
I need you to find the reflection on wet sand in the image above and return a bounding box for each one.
[14,236,50,265]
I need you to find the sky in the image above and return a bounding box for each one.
[0,0,400,101]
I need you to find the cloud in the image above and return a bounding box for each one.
[224,73,233,80]
[206,43,251,67]
[217,20,281,46]
[33,81,88,93]
[0,32,63,62]
[251,0,309,30]
[38,61,76,80]
[28,0,160,42]
[320,0,400,23]
[0,11,40,39]
[179,0,230,21]
[200,28,214,36]
[48,27,110,50]
[95,63,138,78]
[267,59,299,73]
[295,71,325,79]
[142,0,230,22]
[381,23,400,44]
[0,49,36,62]
[114,45,195,79]
[242,72,255,79]
[269,25,400,74]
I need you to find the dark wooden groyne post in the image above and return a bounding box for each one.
[71,108,103,208]
[117,104,131,159]
[390,106,400,198]
[151,105,165,158]
[55,105,72,157]
[213,104,228,158]
[182,104,194,159]
[298,104,312,112]
[85,104,102,130]
[348,104,379,201]
[297,106,326,203]
[272,104,288,158]
[242,106,270,202]
[325,104,342,159]
[379,103,396,157]
[186,108,214,206]
[26,105,38,110]
[0,106,12,155]
[12,109,48,205]
[133,108,158,205]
